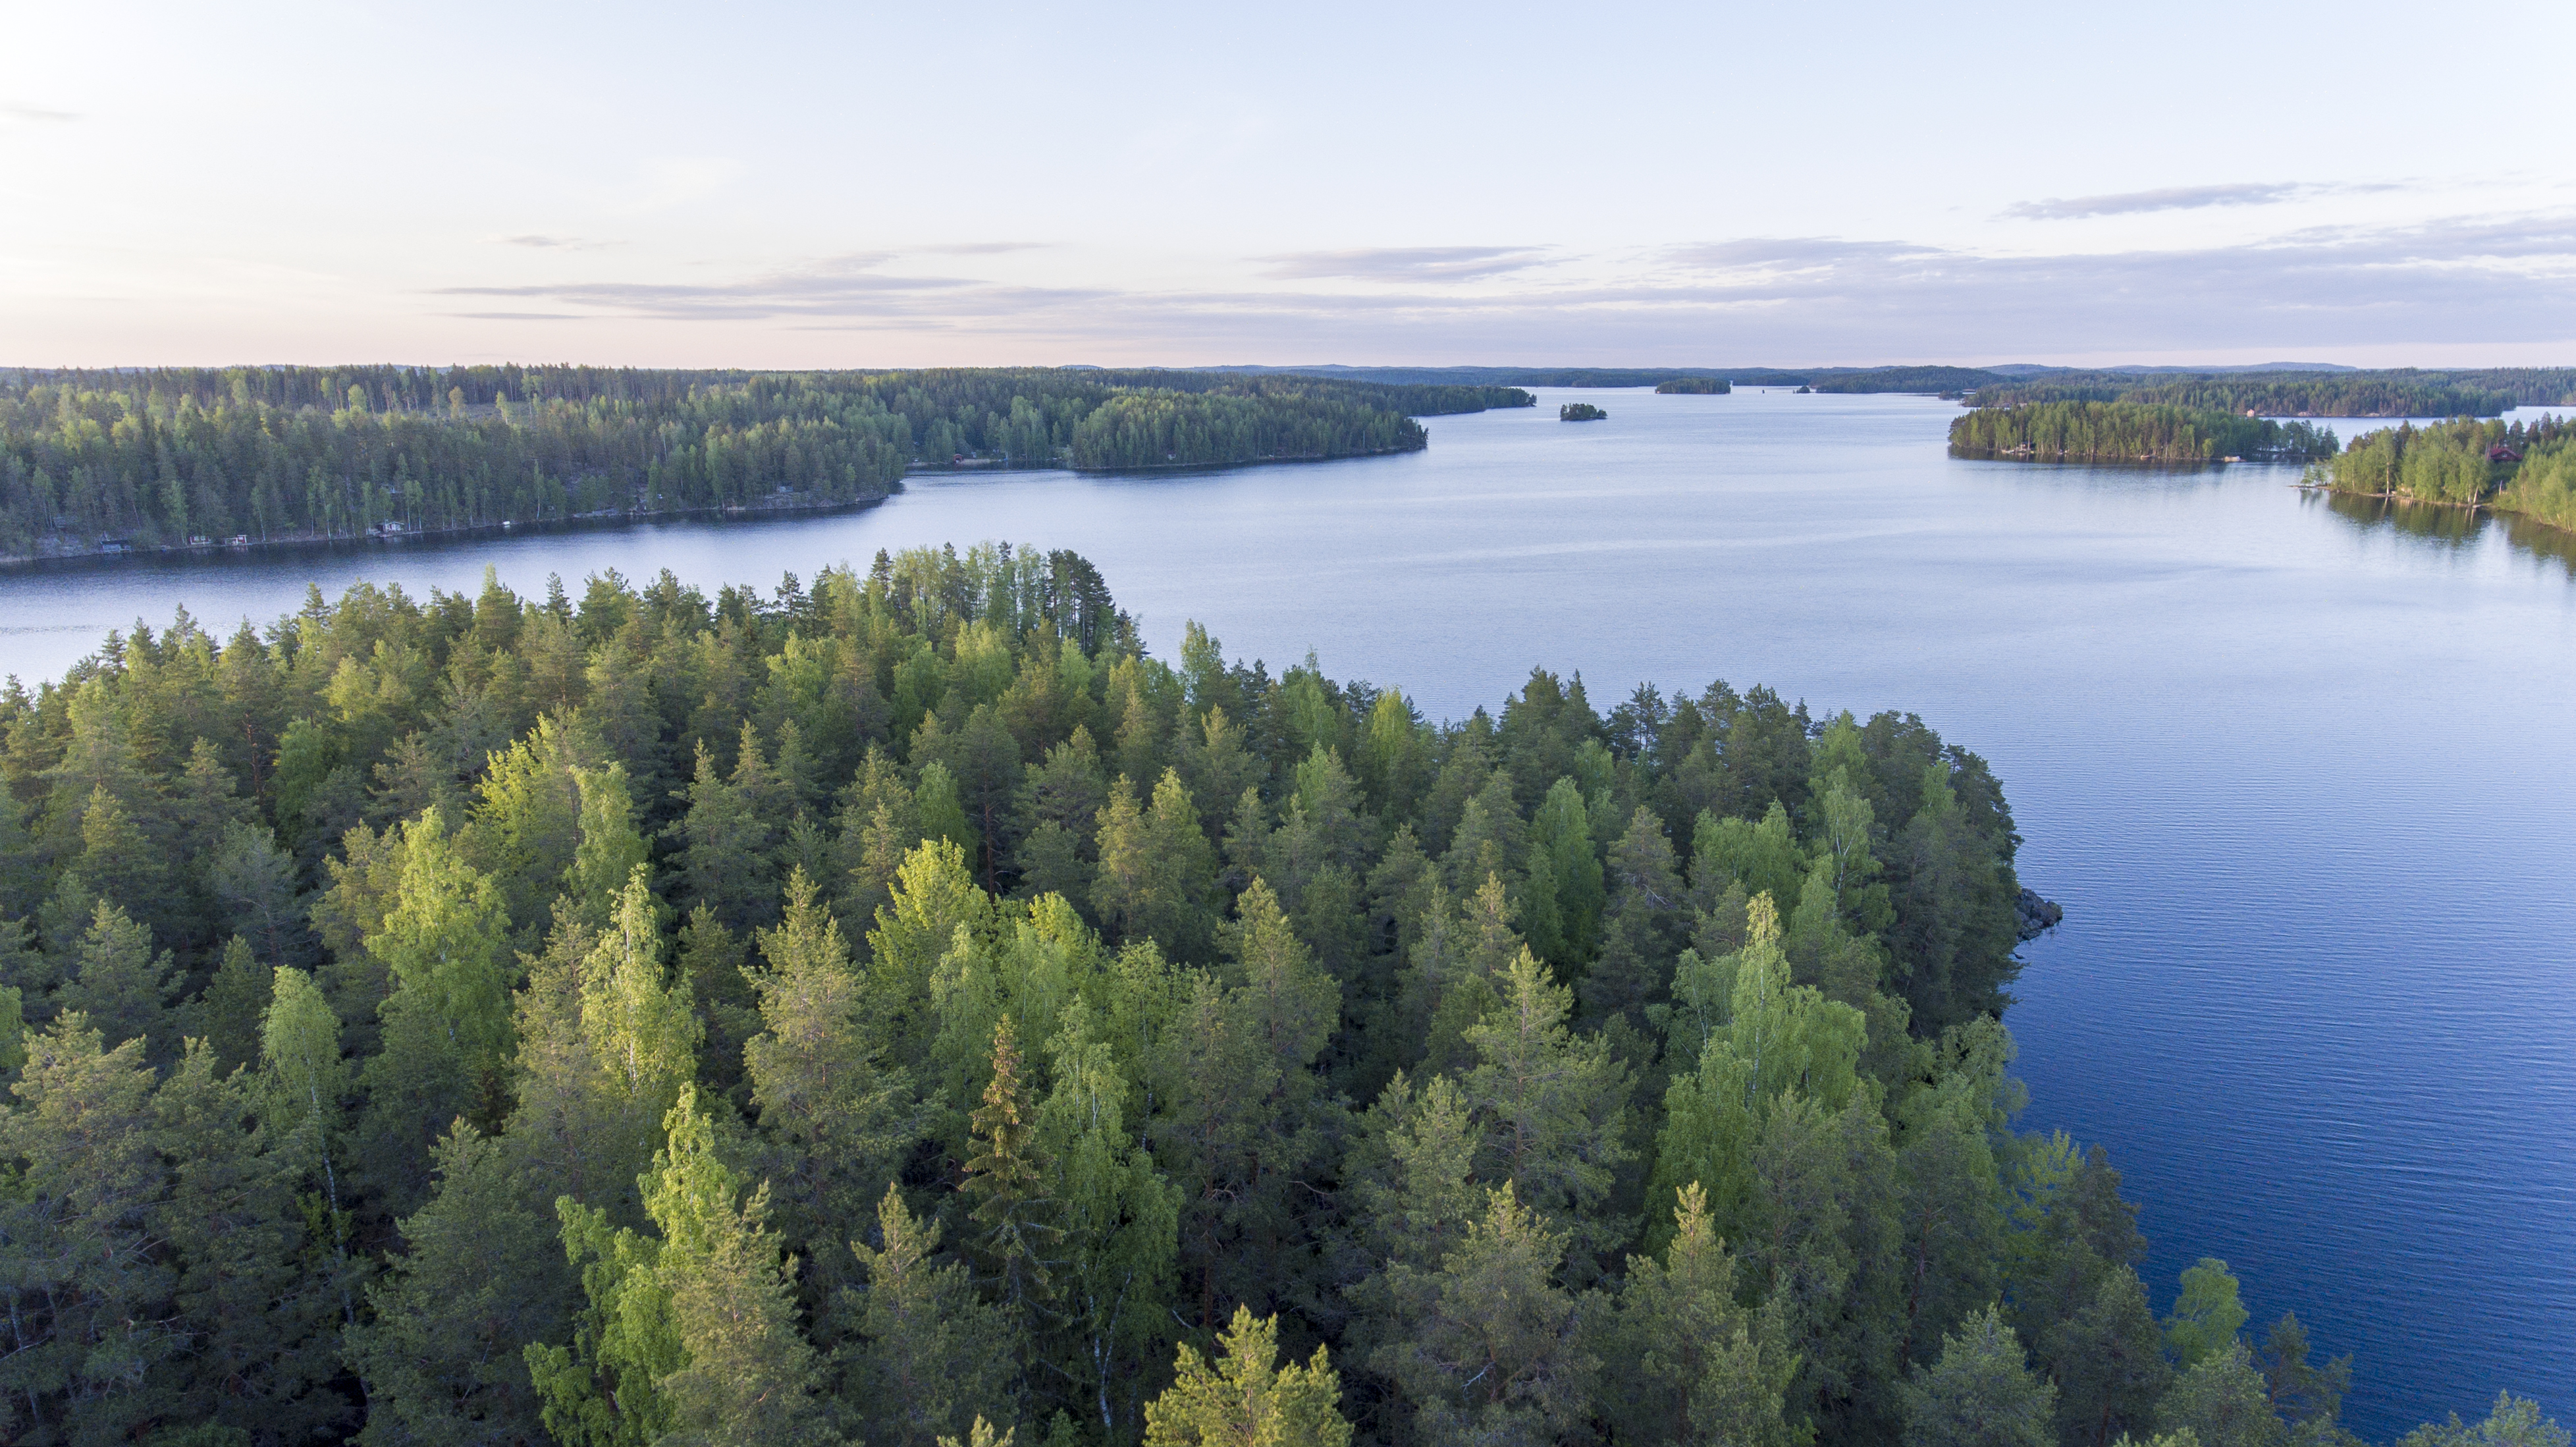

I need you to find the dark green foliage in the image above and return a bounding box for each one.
[2316,415,2576,534]
[0,368,1525,557]
[0,539,2539,1447]
[1813,366,2012,396]
[1949,403,2336,464]
[1968,368,2576,418]
[1653,377,1734,394]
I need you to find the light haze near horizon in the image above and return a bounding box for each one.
[3,0,2571,369]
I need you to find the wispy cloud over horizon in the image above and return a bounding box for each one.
[2004,182,2309,220]
[1,102,78,123]
[423,210,2576,360]
[1258,247,1552,283]
[500,234,616,251]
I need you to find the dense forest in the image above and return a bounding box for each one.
[1964,369,2576,420]
[1949,402,2339,464]
[2311,415,2576,532]
[0,543,2556,1447]
[1810,368,2010,396]
[0,368,1529,561]
[1653,379,1731,395]
[1561,403,1609,421]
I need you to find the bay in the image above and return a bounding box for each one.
[3,387,2570,1437]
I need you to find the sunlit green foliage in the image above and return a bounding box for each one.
[0,540,2538,1447]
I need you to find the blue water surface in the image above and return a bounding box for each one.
[4,388,2569,1437]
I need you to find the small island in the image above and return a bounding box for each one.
[1560,401,1609,421]
[1653,377,1731,395]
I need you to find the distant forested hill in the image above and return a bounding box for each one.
[0,367,1530,559]
[1211,364,2015,393]
[1810,366,2010,395]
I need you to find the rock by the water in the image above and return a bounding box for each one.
[2014,887,2063,942]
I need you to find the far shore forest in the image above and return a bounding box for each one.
[14,364,2576,566]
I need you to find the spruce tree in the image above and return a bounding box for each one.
[962,1014,1059,1313]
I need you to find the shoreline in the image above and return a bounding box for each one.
[0,440,1435,572]
[2297,479,2575,537]
[0,491,896,573]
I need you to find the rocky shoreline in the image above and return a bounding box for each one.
[2015,887,2064,942]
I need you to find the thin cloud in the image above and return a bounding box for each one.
[433,252,1097,323]
[917,242,1051,256]
[2004,182,2307,219]
[500,234,616,251]
[1260,246,1551,283]
[1,103,78,123]
[427,211,2576,358]
[444,310,589,321]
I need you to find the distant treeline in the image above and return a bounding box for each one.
[1811,367,2010,396]
[2313,414,2576,530]
[0,368,1530,560]
[1212,366,2004,393]
[1950,402,2340,464]
[1969,369,2576,419]
[1651,378,1731,395]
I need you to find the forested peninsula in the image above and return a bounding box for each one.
[1949,402,2339,464]
[0,368,1530,562]
[0,543,2556,1447]
[2309,414,2576,533]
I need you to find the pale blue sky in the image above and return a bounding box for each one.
[4,0,2570,368]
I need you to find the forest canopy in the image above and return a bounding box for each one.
[0,541,2549,1447]
[1950,401,2339,463]
[1964,368,2576,419]
[2311,413,2576,532]
[0,367,1530,560]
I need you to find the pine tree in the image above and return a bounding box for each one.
[847,1186,1022,1447]
[191,935,271,1074]
[0,1017,173,1440]
[347,1122,571,1447]
[745,867,909,1309]
[1369,1184,1599,1447]
[1584,805,1688,1027]
[1461,946,1633,1257]
[1596,1184,1800,1447]
[1142,1304,1352,1447]
[647,1089,832,1447]
[1900,1306,2056,1447]
[58,897,182,1064]
[2157,1342,2288,1447]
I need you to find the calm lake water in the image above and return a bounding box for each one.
[5,388,2571,1437]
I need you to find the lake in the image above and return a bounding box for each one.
[4,387,2570,1437]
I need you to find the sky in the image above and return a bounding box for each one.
[3,0,2572,370]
